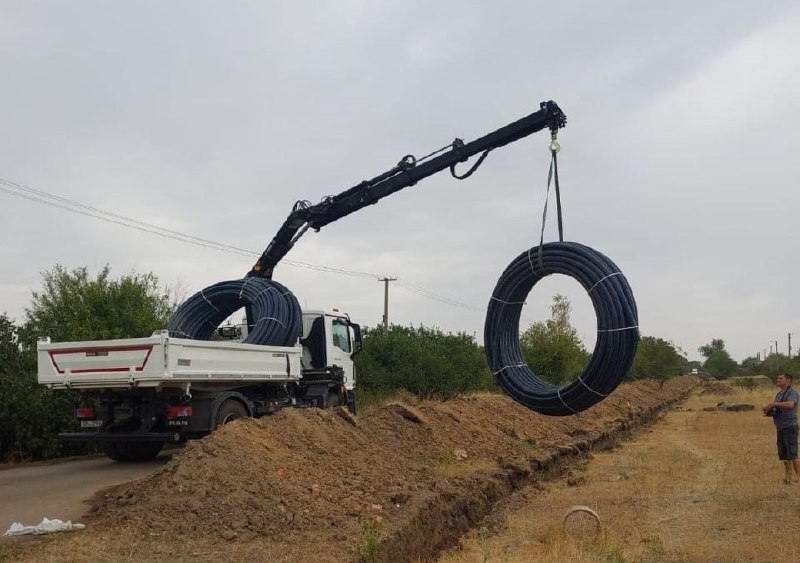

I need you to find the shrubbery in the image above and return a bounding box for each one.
[0,266,173,462]
[354,325,495,404]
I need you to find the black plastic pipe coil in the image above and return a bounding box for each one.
[484,241,639,416]
[166,278,302,346]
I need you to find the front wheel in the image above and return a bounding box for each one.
[324,392,341,409]
[215,399,249,429]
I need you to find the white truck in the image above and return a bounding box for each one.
[37,309,361,461]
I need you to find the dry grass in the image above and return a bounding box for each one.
[439,385,800,563]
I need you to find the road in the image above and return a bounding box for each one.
[0,453,173,536]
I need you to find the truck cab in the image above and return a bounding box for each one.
[300,308,361,392]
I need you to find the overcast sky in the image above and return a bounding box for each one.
[1,1,798,363]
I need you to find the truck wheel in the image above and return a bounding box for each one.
[324,392,341,408]
[100,441,132,462]
[124,441,164,461]
[215,399,249,429]
[101,440,163,462]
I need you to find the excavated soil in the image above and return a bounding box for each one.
[27,377,696,562]
[699,381,736,396]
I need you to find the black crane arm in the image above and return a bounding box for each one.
[248,100,566,278]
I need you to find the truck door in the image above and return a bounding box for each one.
[329,317,355,390]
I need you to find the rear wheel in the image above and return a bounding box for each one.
[100,440,131,462]
[101,440,163,462]
[324,392,341,408]
[124,441,164,461]
[214,399,249,429]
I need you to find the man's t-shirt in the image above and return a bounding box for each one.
[774,387,800,429]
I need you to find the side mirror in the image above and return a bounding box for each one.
[351,323,362,354]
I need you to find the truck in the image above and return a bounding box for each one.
[38,308,361,461]
[37,101,567,461]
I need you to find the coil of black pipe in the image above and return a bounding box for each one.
[484,241,639,416]
[166,277,302,346]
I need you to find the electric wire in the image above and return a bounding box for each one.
[1,176,483,311]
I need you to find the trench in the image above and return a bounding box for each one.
[374,389,693,563]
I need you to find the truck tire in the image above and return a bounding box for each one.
[215,399,249,429]
[124,441,164,461]
[324,392,341,408]
[100,441,132,462]
[101,440,163,462]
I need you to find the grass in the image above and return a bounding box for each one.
[439,385,800,562]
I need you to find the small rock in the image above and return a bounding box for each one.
[369,503,382,513]
[566,476,586,487]
[220,529,237,541]
[453,448,468,460]
[311,484,321,498]
[390,493,410,506]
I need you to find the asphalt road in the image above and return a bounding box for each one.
[0,453,173,536]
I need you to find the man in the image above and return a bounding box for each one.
[762,373,800,483]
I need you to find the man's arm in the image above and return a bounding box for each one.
[764,389,799,412]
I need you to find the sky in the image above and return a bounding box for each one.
[1,1,799,363]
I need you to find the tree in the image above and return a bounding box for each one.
[739,356,762,376]
[698,339,738,379]
[628,336,688,383]
[26,265,173,342]
[355,325,494,401]
[519,294,589,385]
[0,265,175,462]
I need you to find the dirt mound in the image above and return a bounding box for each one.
[700,381,736,396]
[33,377,696,562]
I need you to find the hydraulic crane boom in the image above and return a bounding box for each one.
[248,100,566,279]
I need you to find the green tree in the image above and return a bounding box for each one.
[628,336,688,383]
[0,266,174,462]
[26,265,173,341]
[519,294,589,385]
[698,339,738,379]
[739,356,762,376]
[355,325,494,401]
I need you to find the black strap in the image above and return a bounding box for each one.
[538,147,564,267]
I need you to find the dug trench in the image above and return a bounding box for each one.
[14,377,697,562]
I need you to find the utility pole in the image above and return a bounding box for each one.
[789,332,793,359]
[773,340,779,355]
[379,277,397,330]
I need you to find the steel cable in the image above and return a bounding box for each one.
[166,278,302,346]
[484,241,639,415]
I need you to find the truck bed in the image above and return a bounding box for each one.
[37,332,302,390]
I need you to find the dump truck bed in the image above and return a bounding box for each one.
[37,332,302,390]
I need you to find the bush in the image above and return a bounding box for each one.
[354,325,495,401]
[0,265,174,463]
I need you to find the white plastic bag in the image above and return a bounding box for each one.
[4,517,86,536]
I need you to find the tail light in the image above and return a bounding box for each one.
[76,407,95,419]
[167,406,193,418]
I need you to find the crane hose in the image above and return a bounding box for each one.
[484,241,639,415]
[166,278,302,346]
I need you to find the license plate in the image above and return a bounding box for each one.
[80,420,103,428]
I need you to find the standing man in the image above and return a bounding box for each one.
[762,373,800,484]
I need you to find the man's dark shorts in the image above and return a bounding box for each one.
[777,425,799,460]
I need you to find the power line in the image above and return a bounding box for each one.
[1,175,485,311]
